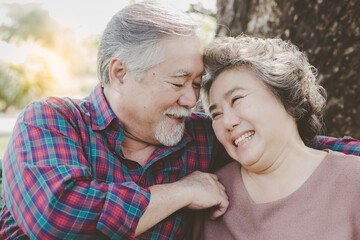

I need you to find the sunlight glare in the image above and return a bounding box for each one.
[0,40,70,80]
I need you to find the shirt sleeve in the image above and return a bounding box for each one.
[311,135,360,156]
[2,100,151,239]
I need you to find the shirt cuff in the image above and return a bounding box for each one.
[97,181,151,239]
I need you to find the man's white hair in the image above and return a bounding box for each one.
[97,0,198,84]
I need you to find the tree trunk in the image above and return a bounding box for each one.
[215,0,360,138]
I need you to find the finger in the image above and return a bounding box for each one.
[209,201,229,220]
[209,209,222,220]
[216,181,226,192]
[210,195,229,219]
[208,173,218,181]
[219,189,229,201]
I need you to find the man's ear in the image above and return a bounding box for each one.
[109,58,127,86]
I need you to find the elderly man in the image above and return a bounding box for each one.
[0,2,229,239]
[1,1,359,239]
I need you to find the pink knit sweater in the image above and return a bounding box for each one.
[193,150,360,240]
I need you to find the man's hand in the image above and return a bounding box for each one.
[135,171,228,236]
[176,171,229,220]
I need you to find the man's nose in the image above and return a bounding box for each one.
[178,84,199,109]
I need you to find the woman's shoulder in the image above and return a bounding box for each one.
[325,150,360,183]
[214,161,241,184]
[326,149,360,166]
[215,161,240,173]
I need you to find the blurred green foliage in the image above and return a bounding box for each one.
[0,3,60,111]
[0,3,61,48]
[1,136,8,208]
[0,135,10,158]
[0,61,54,112]
[0,3,100,112]
[0,135,4,206]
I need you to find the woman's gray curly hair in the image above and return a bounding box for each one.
[202,35,327,145]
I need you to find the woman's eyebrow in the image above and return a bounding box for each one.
[208,87,245,112]
[224,87,244,99]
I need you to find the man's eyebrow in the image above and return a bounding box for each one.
[171,70,192,77]
[170,70,205,78]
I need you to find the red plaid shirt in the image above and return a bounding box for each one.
[1,85,359,239]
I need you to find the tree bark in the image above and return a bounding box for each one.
[215,0,360,138]
[216,0,250,36]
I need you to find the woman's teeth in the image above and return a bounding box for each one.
[233,131,255,147]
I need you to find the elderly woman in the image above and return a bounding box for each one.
[193,35,360,239]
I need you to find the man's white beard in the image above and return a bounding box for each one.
[154,108,191,146]
[154,120,185,146]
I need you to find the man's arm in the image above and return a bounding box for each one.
[311,136,360,155]
[2,105,148,239]
[135,171,228,236]
[2,100,228,239]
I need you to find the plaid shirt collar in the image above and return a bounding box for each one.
[88,84,193,144]
[89,84,118,131]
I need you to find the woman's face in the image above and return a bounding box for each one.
[209,68,298,172]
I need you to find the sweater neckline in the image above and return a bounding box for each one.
[237,150,331,206]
